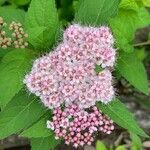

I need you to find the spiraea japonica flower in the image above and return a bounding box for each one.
[47,105,114,148]
[24,24,116,109]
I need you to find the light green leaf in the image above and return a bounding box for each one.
[119,0,139,11]
[31,136,60,150]
[0,91,47,139]
[136,0,150,7]
[96,140,107,150]
[115,145,125,150]
[117,52,148,95]
[110,10,138,52]
[0,49,35,108]
[75,0,120,25]
[130,132,142,150]
[25,0,60,50]
[137,8,150,28]
[97,99,149,137]
[21,115,52,138]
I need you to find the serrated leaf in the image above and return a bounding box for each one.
[25,0,60,50]
[31,136,60,150]
[96,140,107,150]
[130,132,142,150]
[21,115,52,138]
[117,52,148,95]
[0,49,35,108]
[0,91,47,139]
[97,99,149,137]
[75,0,120,25]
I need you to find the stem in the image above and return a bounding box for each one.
[134,41,150,47]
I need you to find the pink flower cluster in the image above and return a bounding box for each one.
[47,105,114,148]
[24,24,116,109]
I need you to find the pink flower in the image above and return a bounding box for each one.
[47,105,114,148]
[24,24,116,109]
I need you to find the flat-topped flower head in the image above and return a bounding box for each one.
[24,24,116,109]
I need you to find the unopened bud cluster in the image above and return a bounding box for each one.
[0,17,28,49]
[9,21,28,48]
[0,17,11,49]
[24,24,117,147]
[47,105,114,148]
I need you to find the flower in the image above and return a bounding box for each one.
[47,105,114,148]
[24,24,116,109]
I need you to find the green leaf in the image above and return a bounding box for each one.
[0,6,25,24]
[0,49,35,108]
[130,132,142,150]
[110,10,137,53]
[115,145,125,150]
[137,8,150,28]
[110,7,150,53]
[31,136,60,150]
[97,99,149,137]
[0,91,47,139]
[75,0,120,25]
[25,0,60,51]
[10,0,31,6]
[117,51,148,95]
[21,115,52,138]
[136,0,150,7]
[119,0,139,11]
[96,140,107,150]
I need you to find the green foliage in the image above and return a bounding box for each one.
[110,1,150,53]
[75,0,120,25]
[0,6,25,24]
[115,145,126,150]
[130,132,142,150]
[21,114,52,138]
[9,0,31,6]
[31,136,60,150]
[0,0,5,5]
[0,49,35,108]
[0,91,47,139]
[25,0,60,51]
[97,99,149,137]
[96,140,107,150]
[117,51,148,95]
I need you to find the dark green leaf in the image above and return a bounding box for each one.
[97,99,149,137]
[31,136,60,150]
[25,0,60,50]
[0,91,46,139]
[0,49,35,108]
[117,52,148,95]
[75,0,120,25]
